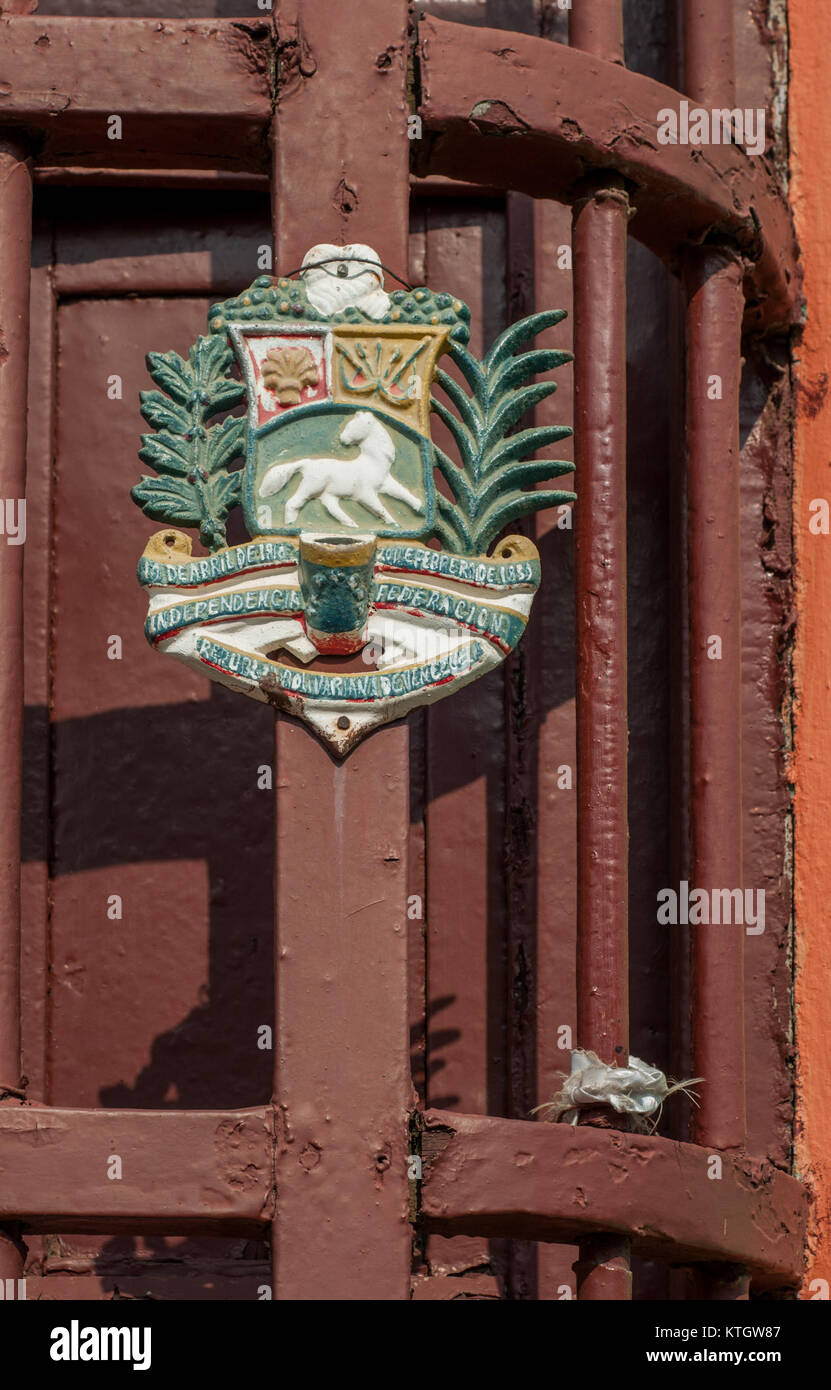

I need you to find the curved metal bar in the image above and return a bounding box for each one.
[420,1111,807,1288]
[415,15,799,333]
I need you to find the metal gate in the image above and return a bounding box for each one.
[0,0,806,1300]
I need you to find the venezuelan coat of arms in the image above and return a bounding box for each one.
[132,244,574,754]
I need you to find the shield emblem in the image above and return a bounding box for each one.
[133,246,575,754]
[229,321,448,540]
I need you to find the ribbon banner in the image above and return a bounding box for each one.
[139,531,540,754]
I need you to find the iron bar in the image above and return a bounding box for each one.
[683,0,735,108]
[569,0,624,66]
[570,0,631,1303]
[682,0,746,1160]
[269,0,413,1300]
[419,1110,805,1288]
[680,3,747,1307]
[684,246,746,1153]
[571,175,632,1301]
[573,180,631,1069]
[414,14,798,335]
[0,134,32,1288]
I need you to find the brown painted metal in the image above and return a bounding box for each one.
[0,17,272,171]
[684,248,747,1153]
[51,292,274,1115]
[574,1235,633,1301]
[503,190,545,1301]
[420,1111,807,1288]
[19,235,53,1110]
[739,346,794,1168]
[49,185,270,298]
[272,727,411,1299]
[0,134,32,1288]
[572,194,629,1064]
[0,1098,808,1286]
[569,0,624,67]
[526,198,580,1301]
[570,0,630,1307]
[0,136,31,1098]
[683,0,746,1170]
[683,0,735,108]
[415,15,798,333]
[0,1107,272,1236]
[572,178,631,1300]
[0,0,799,1303]
[419,203,509,1294]
[0,15,799,333]
[269,0,413,1301]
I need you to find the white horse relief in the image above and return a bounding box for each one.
[260,409,423,528]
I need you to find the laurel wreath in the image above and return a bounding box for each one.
[132,335,247,552]
[429,310,575,555]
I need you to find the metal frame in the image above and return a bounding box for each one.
[0,2,806,1299]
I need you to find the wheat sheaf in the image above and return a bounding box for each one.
[263,344,319,405]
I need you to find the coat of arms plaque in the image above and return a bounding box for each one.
[132,244,574,754]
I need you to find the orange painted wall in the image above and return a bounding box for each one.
[790,1,831,1297]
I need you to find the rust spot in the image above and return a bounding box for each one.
[421,1118,455,1170]
[375,46,396,71]
[299,1141,322,1171]
[469,100,530,135]
[35,33,50,48]
[275,18,318,98]
[334,178,358,216]
[798,371,828,418]
[227,20,274,89]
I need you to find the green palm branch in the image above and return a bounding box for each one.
[132,335,246,552]
[430,310,574,554]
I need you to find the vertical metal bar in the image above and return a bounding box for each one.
[570,0,631,1304]
[571,178,632,1302]
[683,0,735,108]
[682,0,746,1161]
[681,0,746,1304]
[573,181,630,1067]
[0,134,32,1285]
[272,726,411,1300]
[530,198,580,1301]
[684,247,746,1152]
[270,0,412,1300]
[569,0,624,65]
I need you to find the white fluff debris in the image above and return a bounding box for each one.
[534,1049,701,1130]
